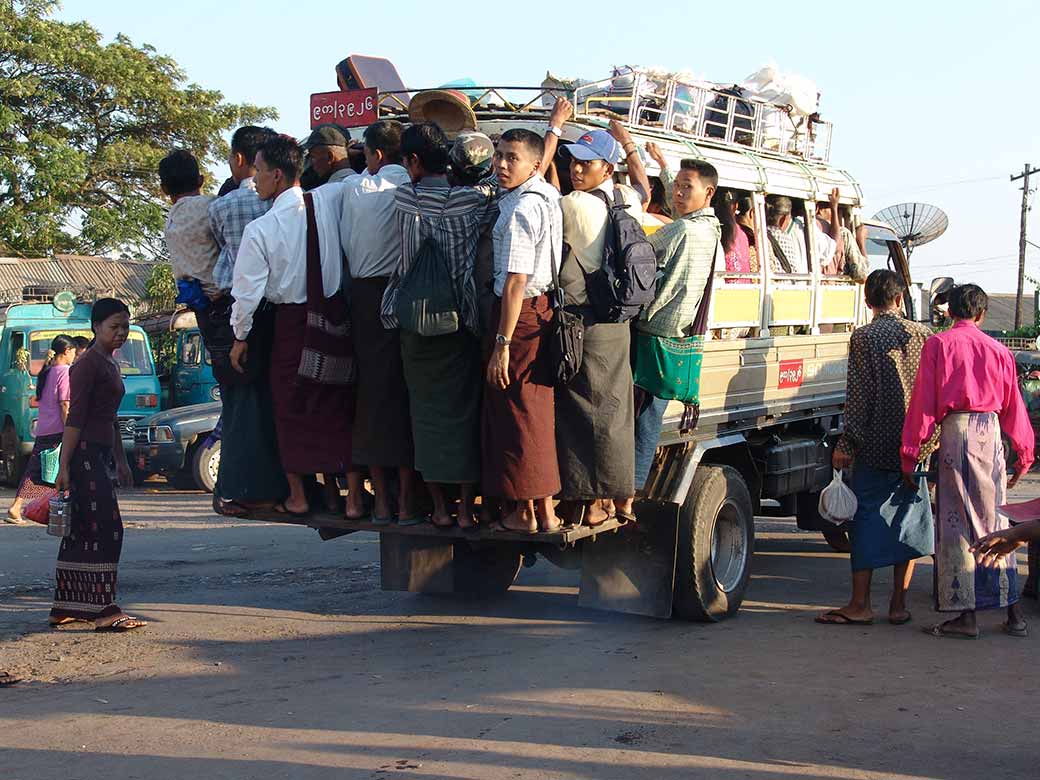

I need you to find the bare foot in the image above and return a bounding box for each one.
[431,509,455,528]
[536,499,562,532]
[457,504,478,530]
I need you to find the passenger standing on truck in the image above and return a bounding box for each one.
[231,135,352,517]
[303,124,355,185]
[339,120,419,525]
[159,150,220,306]
[383,125,497,528]
[817,270,934,627]
[5,335,77,524]
[765,195,804,274]
[635,145,721,489]
[902,284,1035,639]
[207,126,288,517]
[483,129,563,532]
[552,128,648,526]
[50,299,145,632]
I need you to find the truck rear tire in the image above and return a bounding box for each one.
[674,464,754,622]
[452,541,522,597]
[191,437,220,493]
[796,490,851,552]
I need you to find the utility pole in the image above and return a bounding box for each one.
[1011,163,1039,330]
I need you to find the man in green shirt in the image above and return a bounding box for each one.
[634,144,721,489]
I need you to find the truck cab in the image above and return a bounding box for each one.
[0,294,160,483]
[169,310,219,408]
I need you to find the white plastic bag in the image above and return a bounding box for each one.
[818,469,857,524]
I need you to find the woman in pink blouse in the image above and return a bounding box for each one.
[901,284,1034,639]
[5,335,76,523]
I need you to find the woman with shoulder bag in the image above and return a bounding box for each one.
[49,299,145,632]
[5,335,77,524]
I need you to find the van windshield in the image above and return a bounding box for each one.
[29,330,155,377]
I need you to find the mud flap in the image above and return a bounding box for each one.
[380,535,455,594]
[577,499,680,618]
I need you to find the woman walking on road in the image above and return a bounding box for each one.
[901,284,1034,639]
[49,299,145,632]
[5,335,77,523]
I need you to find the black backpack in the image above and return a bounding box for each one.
[585,188,657,323]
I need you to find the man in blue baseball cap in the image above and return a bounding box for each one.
[550,113,652,528]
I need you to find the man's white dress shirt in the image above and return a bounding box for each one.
[339,164,412,279]
[231,185,344,340]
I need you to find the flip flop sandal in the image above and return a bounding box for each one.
[397,515,428,527]
[274,502,310,519]
[0,672,22,687]
[815,610,874,625]
[614,509,637,524]
[371,515,394,526]
[889,612,913,625]
[922,623,978,640]
[213,497,249,518]
[49,617,80,627]
[1002,621,1028,638]
[489,519,537,535]
[95,616,147,633]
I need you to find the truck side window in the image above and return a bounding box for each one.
[8,331,26,371]
[181,333,201,366]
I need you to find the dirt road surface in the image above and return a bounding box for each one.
[1,479,1037,780]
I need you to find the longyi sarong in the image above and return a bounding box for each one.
[848,462,933,572]
[400,329,482,484]
[270,303,352,475]
[351,277,413,468]
[50,442,122,622]
[555,319,634,499]
[934,412,1018,612]
[216,306,287,504]
[482,295,560,500]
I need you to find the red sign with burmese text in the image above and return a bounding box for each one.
[778,359,804,389]
[309,88,378,129]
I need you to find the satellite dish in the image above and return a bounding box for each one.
[873,202,949,258]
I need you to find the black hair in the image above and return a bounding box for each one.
[231,125,277,166]
[36,334,75,401]
[259,134,304,183]
[948,284,988,320]
[678,158,719,188]
[72,335,91,351]
[159,150,202,197]
[864,269,906,309]
[90,298,130,332]
[400,123,449,174]
[712,188,737,253]
[765,194,793,227]
[499,128,545,161]
[364,120,404,164]
[737,194,754,216]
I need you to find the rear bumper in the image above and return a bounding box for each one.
[133,441,186,476]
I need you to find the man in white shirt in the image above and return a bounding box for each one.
[231,135,352,516]
[482,128,564,533]
[337,120,419,525]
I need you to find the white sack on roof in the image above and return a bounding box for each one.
[740,64,820,116]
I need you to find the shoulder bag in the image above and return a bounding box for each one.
[297,192,354,385]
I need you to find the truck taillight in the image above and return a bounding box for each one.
[136,394,158,408]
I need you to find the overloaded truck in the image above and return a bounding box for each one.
[251,65,944,621]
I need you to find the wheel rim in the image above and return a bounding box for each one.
[710,500,748,593]
[207,448,220,487]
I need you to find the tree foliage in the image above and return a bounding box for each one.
[0,0,276,259]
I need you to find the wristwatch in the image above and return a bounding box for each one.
[548,125,563,138]
[495,334,512,346]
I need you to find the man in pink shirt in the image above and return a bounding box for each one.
[902,284,1034,639]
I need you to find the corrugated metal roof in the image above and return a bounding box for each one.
[0,255,156,312]
[986,293,1037,333]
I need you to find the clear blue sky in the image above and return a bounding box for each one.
[56,0,1040,292]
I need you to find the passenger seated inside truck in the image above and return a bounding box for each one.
[765,195,806,275]
[714,188,753,283]
[645,177,672,224]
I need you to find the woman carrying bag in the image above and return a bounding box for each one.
[50,299,145,632]
[5,335,77,524]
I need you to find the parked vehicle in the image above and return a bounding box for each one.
[169,310,220,408]
[0,293,161,484]
[133,401,221,492]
